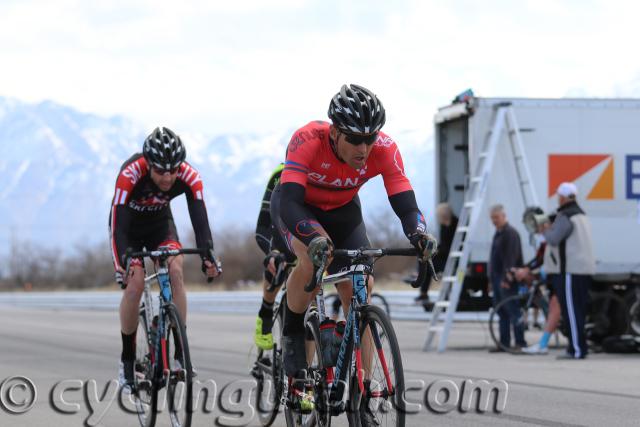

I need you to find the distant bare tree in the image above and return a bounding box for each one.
[182,227,263,289]
[0,209,420,291]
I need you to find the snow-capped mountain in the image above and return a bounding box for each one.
[0,97,434,253]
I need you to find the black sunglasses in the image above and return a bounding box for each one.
[152,165,180,175]
[342,131,378,146]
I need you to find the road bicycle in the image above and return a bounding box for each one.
[123,244,220,427]
[282,247,429,427]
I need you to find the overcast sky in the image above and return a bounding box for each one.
[2,0,640,136]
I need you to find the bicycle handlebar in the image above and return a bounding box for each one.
[304,247,437,292]
[121,241,221,289]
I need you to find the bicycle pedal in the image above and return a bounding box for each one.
[260,356,271,366]
[250,366,263,380]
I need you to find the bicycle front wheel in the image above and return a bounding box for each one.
[163,303,193,427]
[350,305,405,427]
[134,306,158,427]
[370,292,391,320]
[255,299,285,427]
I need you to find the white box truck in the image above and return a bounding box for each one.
[433,95,640,334]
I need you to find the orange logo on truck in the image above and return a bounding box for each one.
[548,154,614,200]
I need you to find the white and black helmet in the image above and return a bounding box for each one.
[143,127,186,170]
[328,84,386,135]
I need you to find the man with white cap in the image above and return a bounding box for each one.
[540,182,596,359]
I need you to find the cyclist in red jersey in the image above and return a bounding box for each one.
[109,127,221,391]
[274,84,437,415]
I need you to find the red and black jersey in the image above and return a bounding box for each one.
[108,153,213,271]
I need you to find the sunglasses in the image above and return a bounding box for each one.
[342,131,378,146]
[152,165,180,175]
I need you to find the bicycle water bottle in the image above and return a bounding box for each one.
[320,319,338,367]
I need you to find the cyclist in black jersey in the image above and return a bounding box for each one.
[109,127,221,391]
[253,163,297,350]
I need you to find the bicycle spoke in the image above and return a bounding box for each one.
[133,312,158,427]
[165,305,193,427]
[255,303,285,426]
[354,305,404,427]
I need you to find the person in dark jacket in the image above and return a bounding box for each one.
[416,203,458,302]
[488,204,526,352]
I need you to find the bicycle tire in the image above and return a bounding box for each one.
[283,313,322,427]
[326,293,391,321]
[370,293,391,319]
[630,300,640,336]
[305,313,331,427]
[488,293,548,353]
[134,306,158,427]
[164,303,193,427]
[349,305,405,427]
[586,291,630,344]
[255,299,286,427]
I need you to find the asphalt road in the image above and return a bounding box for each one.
[0,302,639,426]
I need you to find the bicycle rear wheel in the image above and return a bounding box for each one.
[255,299,285,426]
[350,305,405,427]
[164,303,193,427]
[134,306,158,427]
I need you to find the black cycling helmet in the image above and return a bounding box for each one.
[328,84,386,135]
[142,127,186,170]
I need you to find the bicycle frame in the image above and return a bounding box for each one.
[140,259,174,376]
[316,265,393,406]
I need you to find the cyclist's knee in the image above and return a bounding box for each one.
[291,237,314,272]
[123,267,145,299]
[168,255,184,283]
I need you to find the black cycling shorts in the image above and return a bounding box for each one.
[271,185,373,275]
[127,217,181,255]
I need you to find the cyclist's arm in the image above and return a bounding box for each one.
[279,130,324,246]
[388,190,427,237]
[110,204,133,271]
[255,178,272,254]
[375,137,427,237]
[255,216,272,255]
[110,164,139,271]
[255,164,284,254]
[180,164,214,257]
[186,195,214,256]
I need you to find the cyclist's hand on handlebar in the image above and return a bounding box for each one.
[409,232,438,262]
[266,257,276,276]
[203,260,221,279]
[115,267,127,287]
[307,236,334,267]
[116,265,136,287]
[263,250,284,276]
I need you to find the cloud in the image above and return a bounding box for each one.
[1,0,640,136]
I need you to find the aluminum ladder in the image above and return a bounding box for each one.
[423,103,539,352]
